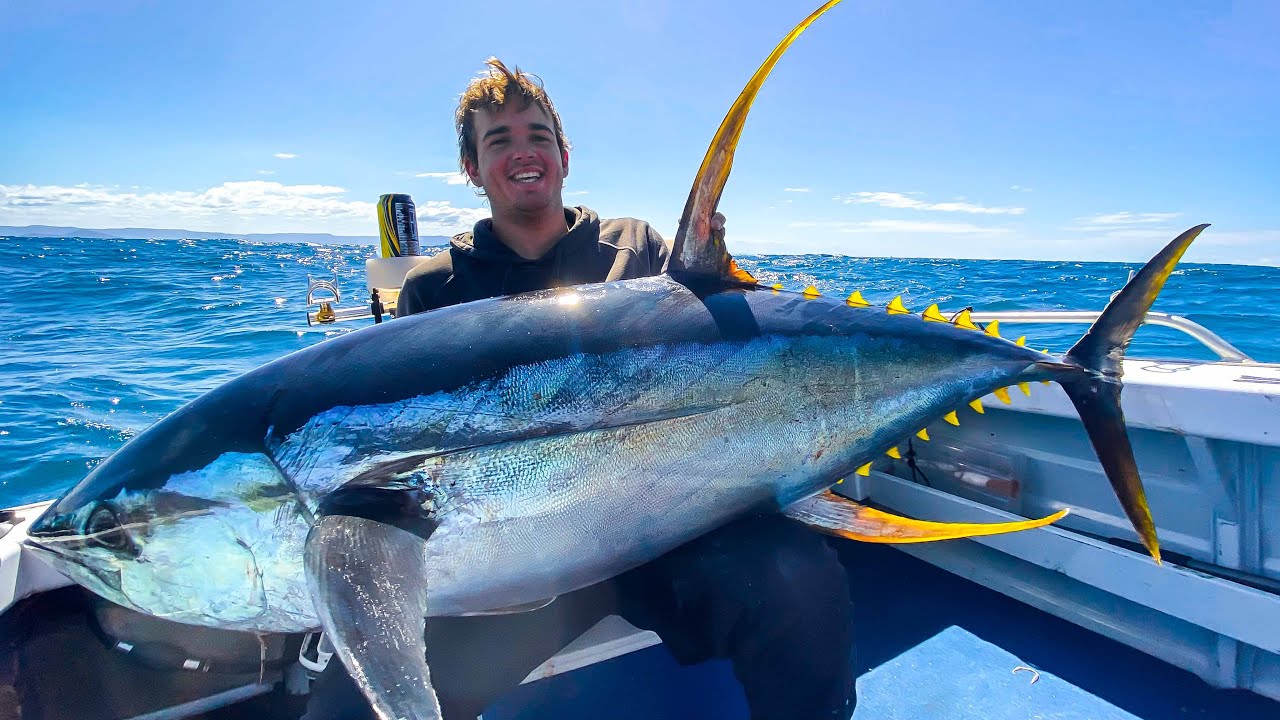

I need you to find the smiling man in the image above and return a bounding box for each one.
[309,59,856,720]
[396,59,670,314]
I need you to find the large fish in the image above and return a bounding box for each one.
[25,1,1200,718]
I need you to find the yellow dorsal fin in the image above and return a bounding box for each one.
[771,283,784,292]
[855,462,872,477]
[921,303,947,322]
[916,428,930,441]
[887,296,910,315]
[993,387,1012,404]
[886,447,901,459]
[1018,382,1031,396]
[953,309,979,330]
[984,320,1002,338]
[944,411,960,426]
[802,285,821,298]
[1015,336,1026,347]
[969,398,985,414]
[846,291,871,307]
[669,0,846,281]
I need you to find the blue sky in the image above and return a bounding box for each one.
[2,0,1277,264]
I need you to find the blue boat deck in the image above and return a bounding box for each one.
[483,542,1278,720]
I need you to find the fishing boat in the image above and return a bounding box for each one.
[1,254,1276,720]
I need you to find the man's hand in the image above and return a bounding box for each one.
[711,212,726,235]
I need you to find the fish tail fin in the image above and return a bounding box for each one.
[1049,224,1209,564]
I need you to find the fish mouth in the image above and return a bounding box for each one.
[23,534,134,608]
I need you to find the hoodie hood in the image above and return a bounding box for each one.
[451,206,600,265]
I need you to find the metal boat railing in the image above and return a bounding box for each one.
[967,311,1254,363]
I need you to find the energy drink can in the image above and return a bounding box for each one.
[377,194,420,257]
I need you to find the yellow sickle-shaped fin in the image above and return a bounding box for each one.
[921,303,947,322]
[916,428,930,441]
[846,291,871,307]
[803,285,821,298]
[1018,382,1032,396]
[783,490,1070,544]
[670,0,847,282]
[993,387,1012,404]
[887,296,910,314]
[953,309,979,330]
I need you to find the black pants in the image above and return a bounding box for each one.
[303,513,856,720]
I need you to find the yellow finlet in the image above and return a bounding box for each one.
[944,411,960,426]
[886,296,910,315]
[771,283,784,292]
[953,309,979,330]
[1015,336,1026,347]
[886,447,901,459]
[993,387,1012,404]
[921,303,947,323]
[835,478,844,485]
[969,398,985,414]
[916,428,930,441]
[984,320,1002,338]
[802,285,821,298]
[1018,382,1031,396]
[1041,348,1051,354]
[855,462,872,477]
[846,291,871,308]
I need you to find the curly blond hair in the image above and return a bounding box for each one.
[456,58,569,175]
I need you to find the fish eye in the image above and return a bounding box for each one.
[85,505,138,556]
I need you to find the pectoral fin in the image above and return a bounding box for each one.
[783,490,1068,543]
[304,514,442,720]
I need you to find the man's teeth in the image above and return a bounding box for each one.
[513,171,542,183]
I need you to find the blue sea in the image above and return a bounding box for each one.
[1,236,1277,509]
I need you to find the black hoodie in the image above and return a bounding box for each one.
[396,206,670,316]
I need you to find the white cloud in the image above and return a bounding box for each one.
[274,153,297,159]
[1065,212,1189,242]
[1074,211,1182,228]
[790,219,1012,234]
[564,190,590,197]
[1010,185,1033,192]
[835,191,1026,216]
[783,187,811,193]
[0,181,487,235]
[256,169,275,175]
[415,171,469,185]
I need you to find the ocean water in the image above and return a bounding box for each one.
[1,236,1276,508]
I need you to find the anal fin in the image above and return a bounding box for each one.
[783,490,1068,543]
[305,515,442,720]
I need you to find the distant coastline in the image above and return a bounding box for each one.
[0,224,451,247]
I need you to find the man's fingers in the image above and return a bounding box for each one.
[711,212,726,233]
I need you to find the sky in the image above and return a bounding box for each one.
[1,0,1278,264]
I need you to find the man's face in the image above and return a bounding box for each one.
[465,102,569,219]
